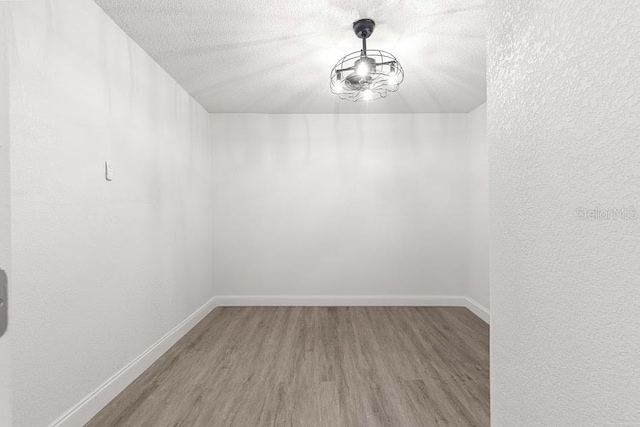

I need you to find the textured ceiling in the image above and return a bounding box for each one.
[94,0,486,113]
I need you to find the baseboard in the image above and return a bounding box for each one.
[214,295,490,324]
[464,297,490,324]
[50,296,218,427]
[212,294,467,307]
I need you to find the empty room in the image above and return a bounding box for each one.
[0,0,638,426]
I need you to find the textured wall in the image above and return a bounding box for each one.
[488,1,640,425]
[211,114,483,298]
[465,103,489,310]
[7,0,213,426]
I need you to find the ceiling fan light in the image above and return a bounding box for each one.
[330,19,404,102]
[356,60,369,77]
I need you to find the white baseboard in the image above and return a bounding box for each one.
[212,294,467,307]
[464,297,490,324]
[50,296,218,427]
[214,295,490,324]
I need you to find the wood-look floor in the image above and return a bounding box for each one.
[87,307,489,427]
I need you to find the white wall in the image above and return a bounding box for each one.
[0,4,12,424]
[7,1,213,426]
[465,103,489,311]
[211,113,486,300]
[4,1,490,424]
[489,1,640,425]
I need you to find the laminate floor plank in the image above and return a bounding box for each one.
[87,307,489,427]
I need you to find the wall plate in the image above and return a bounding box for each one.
[105,161,114,181]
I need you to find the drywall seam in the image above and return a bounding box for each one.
[49,296,218,427]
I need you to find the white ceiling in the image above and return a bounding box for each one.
[94,0,486,113]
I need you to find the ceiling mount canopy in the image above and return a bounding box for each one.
[330,18,404,102]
